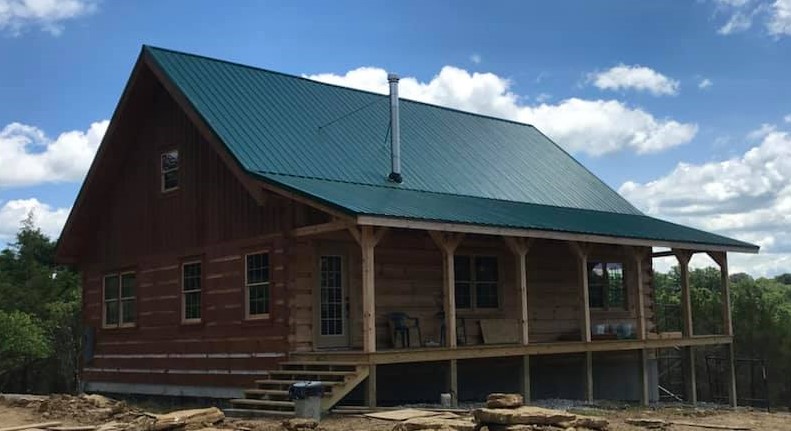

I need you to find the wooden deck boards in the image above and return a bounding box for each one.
[290,335,732,365]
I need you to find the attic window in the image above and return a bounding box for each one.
[161,150,179,192]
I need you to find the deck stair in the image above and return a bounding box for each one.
[227,361,369,417]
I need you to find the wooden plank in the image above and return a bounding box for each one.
[520,355,531,402]
[584,351,594,403]
[504,237,532,345]
[429,231,465,349]
[725,343,738,408]
[708,251,734,337]
[639,349,650,406]
[570,242,592,343]
[632,247,647,340]
[448,359,458,407]
[0,423,62,431]
[356,216,758,254]
[675,250,694,337]
[291,220,350,237]
[683,346,697,405]
[365,364,377,408]
[289,335,733,364]
[362,226,377,353]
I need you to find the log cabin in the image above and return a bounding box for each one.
[55,46,759,416]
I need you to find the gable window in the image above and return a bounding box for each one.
[161,150,179,192]
[245,252,270,318]
[182,262,202,322]
[454,256,499,310]
[103,272,136,328]
[587,262,627,310]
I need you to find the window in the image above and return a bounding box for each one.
[103,272,136,328]
[587,262,627,310]
[161,150,179,192]
[245,252,270,318]
[454,256,499,310]
[182,262,202,322]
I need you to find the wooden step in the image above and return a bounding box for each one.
[230,398,294,409]
[224,408,294,418]
[245,388,331,398]
[267,370,352,378]
[255,379,344,387]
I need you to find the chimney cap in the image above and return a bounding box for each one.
[387,73,400,83]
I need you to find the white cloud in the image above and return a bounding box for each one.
[718,10,754,34]
[0,0,97,35]
[0,198,70,243]
[0,120,108,188]
[698,78,714,89]
[785,114,791,123]
[469,53,481,64]
[587,64,680,96]
[619,125,791,277]
[305,66,697,156]
[767,0,791,35]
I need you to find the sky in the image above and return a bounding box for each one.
[0,0,790,276]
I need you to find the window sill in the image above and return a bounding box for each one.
[590,309,634,319]
[181,319,203,326]
[244,313,271,321]
[101,324,136,331]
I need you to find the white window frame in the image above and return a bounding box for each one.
[181,261,202,323]
[245,251,270,320]
[102,271,136,329]
[160,149,179,192]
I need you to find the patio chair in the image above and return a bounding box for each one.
[387,312,422,348]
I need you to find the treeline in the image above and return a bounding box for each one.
[654,266,791,408]
[0,218,81,393]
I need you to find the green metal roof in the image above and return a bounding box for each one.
[144,46,758,252]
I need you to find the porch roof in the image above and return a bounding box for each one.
[265,173,758,253]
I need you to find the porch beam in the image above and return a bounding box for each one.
[569,242,592,343]
[674,250,694,338]
[291,219,351,237]
[504,237,533,345]
[359,226,388,353]
[430,231,465,349]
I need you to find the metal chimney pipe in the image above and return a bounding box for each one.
[387,73,403,183]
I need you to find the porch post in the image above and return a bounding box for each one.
[353,225,389,354]
[570,242,592,343]
[708,251,737,408]
[631,247,648,341]
[520,355,531,402]
[447,359,458,407]
[504,237,532,345]
[639,349,650,407]
[430,231,465,349]
[674,249,697,405]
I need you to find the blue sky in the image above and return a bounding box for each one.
[1,0,790,275]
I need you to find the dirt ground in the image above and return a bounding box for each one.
[1,395,790,431]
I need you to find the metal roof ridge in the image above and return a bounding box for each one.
[142,45,543,131]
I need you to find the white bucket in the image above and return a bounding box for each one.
[440,392,452,407]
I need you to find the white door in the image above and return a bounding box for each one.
[316,255,349,348]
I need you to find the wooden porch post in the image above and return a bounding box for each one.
[631,247,651,406]
[504,237,532,345]
[708,251,737,408]
[520,355,531,403]
[430,231,465,349]
[350,225,389,354]
[674,249,697,405]
[639,349,650,407]
[570,242,592,343]
[447,359,459,407]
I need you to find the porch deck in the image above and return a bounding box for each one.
[290,334,732,365]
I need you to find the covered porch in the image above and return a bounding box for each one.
[288,217,740,408]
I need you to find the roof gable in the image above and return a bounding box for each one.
[145,46,642,215]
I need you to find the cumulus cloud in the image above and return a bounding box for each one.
[713,0,791,37]
[0,198,70,243]
[305,66,697,156]
[767,0,791,35]
[0,120,108,188]
[0,0,98,35]
[698,78,714,89]
[588,64,680,96]
[619,125,791,276]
